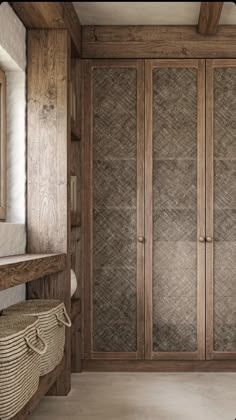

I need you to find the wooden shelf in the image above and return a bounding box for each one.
[71,297,81,323]
[71,120,80,141]
[12,358,64,420]
[0,253,66,291]
[71,211,81,227]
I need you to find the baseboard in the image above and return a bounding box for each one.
[82,359,236,372]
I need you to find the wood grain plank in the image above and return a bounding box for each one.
[82,359,236,372]
[206,59,214,360]
[71,298,81,323]
[0,253,66,291]
[82,25,236,59]
[196,59,206,360]
[144,59,153,360]
[11,2,81,56]
[82,59,93,359]
[136,60,145,360]
[71,59,81,139]
[198,2,224,35]
[71,211,81,227]
[27,29,71,395]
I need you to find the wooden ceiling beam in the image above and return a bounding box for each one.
[198,2,224,35]
[82,25,236,59]
[11,2,81,56]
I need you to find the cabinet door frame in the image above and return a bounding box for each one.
[206,59,236,360]
[82,59,145,360]
[145,59,206,361]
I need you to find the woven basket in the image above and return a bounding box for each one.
[0,316,47,420]
[4,300,71,376]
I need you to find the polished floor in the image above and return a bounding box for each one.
[29,372,236,420]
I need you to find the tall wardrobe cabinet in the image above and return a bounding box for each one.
[82,59,236,365]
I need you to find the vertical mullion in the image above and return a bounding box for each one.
[83,60,93,359]
[144,60,153,359]
[197,59,206,360]
[136,60,145,359]
[206,60,214,360]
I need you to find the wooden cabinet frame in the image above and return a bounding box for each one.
[0,68,6,221]
[206,59,236,361]
[82,59,145,360]
[82,58,236,366]
[144,59,206,360]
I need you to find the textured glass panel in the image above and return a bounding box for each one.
[214,68,236,352]
[152,68,198,352]
[93,68,137,352]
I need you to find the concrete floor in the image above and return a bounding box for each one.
[29,372,236,420]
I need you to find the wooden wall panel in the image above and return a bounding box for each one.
[27,29,71,395]
[82,26,236,59]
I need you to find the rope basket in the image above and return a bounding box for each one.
[0,316,46,420]
[4,300,71,376]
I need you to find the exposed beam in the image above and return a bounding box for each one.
[82,25,236,59]
[198,2,224,35]
[11,2,81,56]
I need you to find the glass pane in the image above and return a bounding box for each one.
[93,68,137,352]
[152,67,198,352]
[214,68,236,352]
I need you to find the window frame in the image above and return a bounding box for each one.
[0,68,6,221]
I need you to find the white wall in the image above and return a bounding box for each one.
[0,3,26,309]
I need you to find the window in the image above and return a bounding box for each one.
[0,68,6,220]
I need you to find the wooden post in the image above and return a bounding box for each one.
[27,29,71,396]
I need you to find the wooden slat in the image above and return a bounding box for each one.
[136,60,145,360]
[144,59,153,360]
[82,359,236,372]
[70,62,82,372]
[198,2,224,35]
[11,2,81,56]
[206,59,214,361]
[0,253,66,291]
[196,59,206,360]
[71,121,81,141]
[12,359,64,420]
[71,211,81,227]
[71,297,81,323]
[71,59,81,139]
[82,59,92,360]
[82,25,236,59]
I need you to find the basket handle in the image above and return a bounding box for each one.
[25,329,48,356]
[56,306,72,328]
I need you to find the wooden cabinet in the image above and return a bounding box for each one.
[83,60,145,360]
[206,59,236,360]
[82,59,236,365]
[145,59,206,360]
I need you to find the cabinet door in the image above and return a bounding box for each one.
[206,60,236,360]
[145,60,206,360]
[83,60,145,359]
